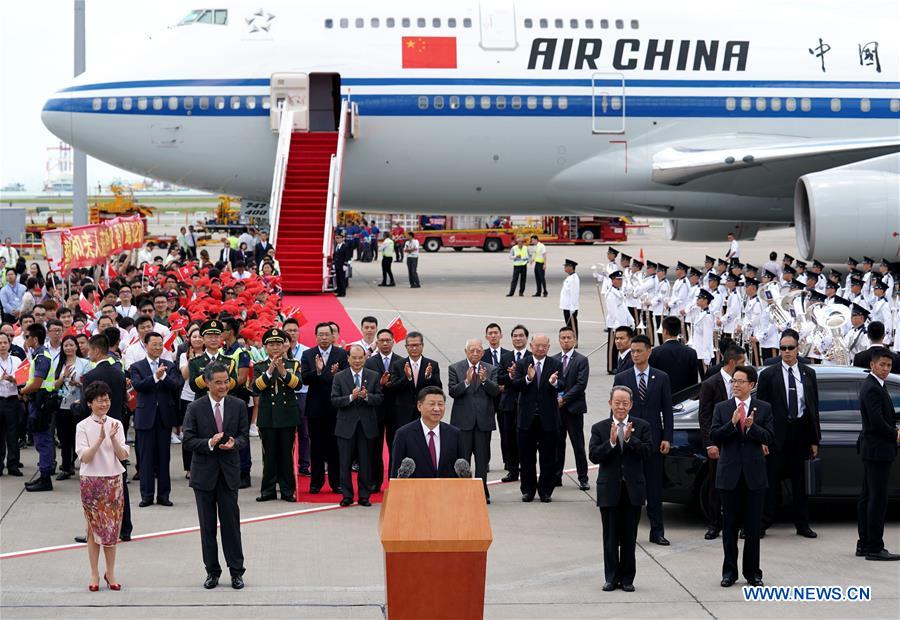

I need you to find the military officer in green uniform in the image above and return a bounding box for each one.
[253,328,302,502]
[188,319,238,397]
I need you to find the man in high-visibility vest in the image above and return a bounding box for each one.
[21,324,58,492]
[530,235,548,297]
[506,237,529,297]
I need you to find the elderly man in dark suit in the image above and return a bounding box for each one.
[448,338,500,503]
[300,322,349,494]
[612,334,673,545]
[553,325,591,490]
[391,386,465,478]
[649,317,700,395]
[856,348,900,561]
[130,332,183,507]
[756,331,821,538]
[698,344,745,540]
[391,331,442,430]
[331,345,383,507]
[182,362,250,590]
[711,365,773,588]
[589,385,651,592]
[364,328,403,493]
[511,332,562,503]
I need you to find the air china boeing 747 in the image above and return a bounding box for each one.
[41,1,900,260]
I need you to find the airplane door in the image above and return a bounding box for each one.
[479,2,517,50]
[269,72,309,132]
[592,73,625,134]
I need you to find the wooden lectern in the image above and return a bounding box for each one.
[379,479,492,619]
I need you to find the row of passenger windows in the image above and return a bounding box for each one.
[91,95,272,112]
[325,17,472,29]
[416,95,602,111]
[724,96,900,113]
[523,18,638,29]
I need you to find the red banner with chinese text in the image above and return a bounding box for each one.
[42,215,145,275]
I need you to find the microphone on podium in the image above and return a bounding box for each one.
[397,457,416,478]
[454,459,472,478]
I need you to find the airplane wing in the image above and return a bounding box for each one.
[651,135,900,197]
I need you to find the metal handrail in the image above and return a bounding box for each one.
[268,102,295,249]
[320,98,350,290]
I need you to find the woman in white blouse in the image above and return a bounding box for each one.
[54,335,91,481]
[75,381,130,591]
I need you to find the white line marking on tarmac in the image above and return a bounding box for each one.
[345,307,605,325]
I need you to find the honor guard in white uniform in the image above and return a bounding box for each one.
[690,289,716,374]
[701,256,715,289]
[605,270,634,373]
[802,290,828,364]
[877,259,895,296]
[668,262,691,320]
[740,278,764,365]
[721,274,743,340]
[846,303,871,358]
[707,273,725,316]
[683,267,703,341]
[638,261,659,345]
[650,263,671,335]
[860,257,876,298]
[844,258,859,293]
[780,264,797,295]
[810,260,827,293]
[598,247,620,296]
[626,259,645,327]
[725,232,741,260]
[847,277,867,307]
[870,280,893,346]
[794,260,809,286]
[824,279,839,305]
[559,259,581,338]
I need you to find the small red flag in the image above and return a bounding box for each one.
[163,331,179,351]
[107,262,116,280]
[283,306,308,327]
[64,325,77,337]
[168,312,189,333]
[14,359,30,385]
[143,264,160,279]
[401,36,457,69]
[79,297,96,318]
[176,264,193,282]
[387,316,408,342]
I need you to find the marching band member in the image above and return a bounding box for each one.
[780,265,797,295]
[689,289,716,375]
[809,260,827,293]
[794,260,808,286]
[720,275,743,342]
[638,261,659,345]
[860,257,875,298]
[869,280,893,347]
[605,271,634,374]
[740,278,763,365]
[683,267,703,342]
[701,256,715,289]
[847,277,867,307]
[650,263,670,337]
[824,280,839,305]
[668,262,691,322]
[846,303,871,358]
[626,259,644,328]
[844,258,858,293]
[877,259,894,294]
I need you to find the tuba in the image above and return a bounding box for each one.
[757,283,792,331]
[798,300,824,357]
[814,304,852,365]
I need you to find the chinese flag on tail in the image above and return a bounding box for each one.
[14,359,30,385]
[401,36,457,69]
[143,264,160,279]
[387,316,408,342]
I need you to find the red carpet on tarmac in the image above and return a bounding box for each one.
[294,441,390,504]
[282,293,362,347]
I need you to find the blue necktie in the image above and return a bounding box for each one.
[354,374,361,389]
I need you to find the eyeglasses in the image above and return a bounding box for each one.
[731,379,751,385]
[780,345,797,351]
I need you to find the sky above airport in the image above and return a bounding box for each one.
[0,1,194,191]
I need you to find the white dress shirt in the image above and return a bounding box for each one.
[420,419,441,464]
[720,368,734,400]
[610,414,631,447]
[207,394,226,450]
[733,396,752,424]
[781,362,805,418]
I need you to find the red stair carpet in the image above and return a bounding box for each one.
[294,441,390,505]
[276,132,339,293]
[282,293,361,347]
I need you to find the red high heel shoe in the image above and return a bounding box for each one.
[88,583,100,592]
[103,574,122,591]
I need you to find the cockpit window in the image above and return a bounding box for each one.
[177,9,228,26]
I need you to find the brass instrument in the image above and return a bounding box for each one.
[758,282,793,331]
[814,305,852,365]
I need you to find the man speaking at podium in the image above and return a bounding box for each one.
[390,387,464,478]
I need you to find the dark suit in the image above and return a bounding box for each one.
[182,395,249,578]
[853,346,900,370]
[756,362,821,530]
[763,354,811,366]
[589,416,651,587]
[330,368,383,501]
[554,349,590,484]
[391,356,442,428]
[857,374,899,554]
[482,347,515,476]
[650,339,701,395]
[81,359,132,537]
[217,246,241,266]
[612,350,634,373]
[511,355,562,499]
[300,346,349,492]
[711,398,773,582]
[130,357,182,503]
[332,242,351,296]
[448,360,499,498]
[254,240,272,267]
[698,371,730,530]
[496,348,529,477]
[365,352,403,492]
[612,366,673,539]
[390,420,464,478]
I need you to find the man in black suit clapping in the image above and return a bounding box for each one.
[364,329,403,493]
[649,317,701,395]
[710,365,773,587]
[553,325,591,490]
[612,335,673,545]
[391,331,442,430]
[182,363,249,590]
[589,385,651,592]
[856,348,900,561]
[390,387,464,478]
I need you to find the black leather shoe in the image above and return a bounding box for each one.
[505,293,514,297]
[532,293,542,297]
[138,500,153,508]
[720,577,735,588]
[796,526,818,539]
[359,498,372,507]
[602,582,618,592]
[281,494,295,502]
[501,473,518,483]
[650,536,670,546]
[521,494,534,503]
[231,575,244,589]
[239,472,251,489]
[298,468,311,476]
[539,496,552,503]
[204,574,219,589]
[339,498,353,507]
[746,577,764,586]
[25,477,52,492]
[855,547,866,557]
[56,471,71,481]
[74,535,87,544]
[7,467,23,476]
[866,549,900,561]
[256,494,276,502]
[621,583,635,592]
[156,498,173,507]
[309,486,320,494]
[119,533,131,542]
[704,527,720,540]
[578,481,590,491]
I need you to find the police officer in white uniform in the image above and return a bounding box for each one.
[559,259,580,338]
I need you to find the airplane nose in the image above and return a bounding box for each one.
[41,93,74,145]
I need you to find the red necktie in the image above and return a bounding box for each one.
[213,402,223,433]
[428,431,437,470]
[737,402,746,433]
